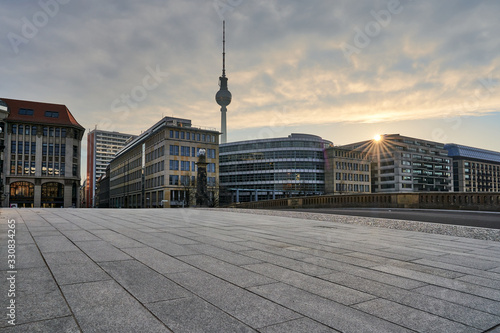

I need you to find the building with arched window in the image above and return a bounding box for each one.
[0,98,84,208]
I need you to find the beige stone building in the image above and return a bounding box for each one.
[109,117,219,208]
[324,147,371,194]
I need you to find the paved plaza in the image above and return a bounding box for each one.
[1,208,500,332]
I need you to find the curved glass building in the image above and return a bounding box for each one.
[219,133,332,203]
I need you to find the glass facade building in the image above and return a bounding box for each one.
[219,134,331,202]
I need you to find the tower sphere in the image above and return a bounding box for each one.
[216,89,232,107]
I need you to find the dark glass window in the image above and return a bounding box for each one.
[11,124,17,134]
[11,141,16,153]
[44,111,59,118]
[18,108,34,116]
[32,126,37,136]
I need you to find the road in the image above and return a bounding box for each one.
[288,208,500,229]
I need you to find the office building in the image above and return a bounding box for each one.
[219,134,332,202]
[86,129,136,207]
[445,143,500,192]
[324,147,371,194]
[108,116,219,208]
[342,134,452,193]
[0,98,84,207]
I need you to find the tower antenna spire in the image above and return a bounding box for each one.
[222,20,226,77]
[215,20,231,144]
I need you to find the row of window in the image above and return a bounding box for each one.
[10,141,68,156]
[335,173,370,182]
[146,175,165,189]
[221,150,324,163]
[16,108,59,118]
[11,124,68,138]
[146,146,165,162]
[9,161,74,176]
[220,173,325,184]
[146,161,165,175]
[221,140,327,153]
[221,161,323,173]
[169,130,216,143]
[169,160,216,173]
[335,184,370,192]
[334,162,369,171]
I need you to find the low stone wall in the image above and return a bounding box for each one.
[229,192,500,212]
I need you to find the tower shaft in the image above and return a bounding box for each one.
[221,106,227,144]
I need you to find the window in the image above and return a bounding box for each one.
[181,161,190,171]
[169,175,179,185]
[11,124,17,134]
[169,130,174,138]
[32,126,37,136]
[175,131,179,139]
[169,160,179,170]
[61,128,66,138]
[186,132,190,140]
[192,147,196,157]
[181,132,185,140]
[24,142,29,154]
[169,145,179,156]
[181,146,190,156]
[44,111,59,118]
[55,128,60,137]
[11,141,16,153]
[18,108,34,115]
[17,141,23,154]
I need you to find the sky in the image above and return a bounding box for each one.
[1,0,500,177]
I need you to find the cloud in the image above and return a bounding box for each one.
[0,0,499,140]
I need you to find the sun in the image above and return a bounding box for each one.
[374,134,382,142]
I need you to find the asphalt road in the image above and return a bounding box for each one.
[288,208,500,229]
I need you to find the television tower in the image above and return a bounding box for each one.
[215,21,232,144]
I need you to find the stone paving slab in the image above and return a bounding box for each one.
[1,208,500,332]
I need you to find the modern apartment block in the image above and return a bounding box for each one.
[445,143,500,192]
[86,129,136,207]
[219,134,331,202]
[324,147,371,194]
[0,98,84,207]
[108,117,219,208]
[341,134,452,193]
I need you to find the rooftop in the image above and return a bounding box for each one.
[0,98,83,129]
[445,143,500,164]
